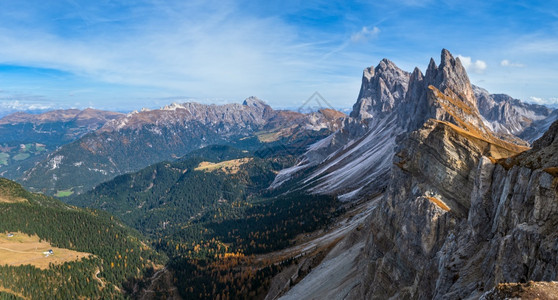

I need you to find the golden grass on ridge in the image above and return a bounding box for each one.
[194,158,252,174]
[0,232,92,270]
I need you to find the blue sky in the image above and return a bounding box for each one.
[0,0,557,112]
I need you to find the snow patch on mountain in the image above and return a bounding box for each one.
[49,155,64,170]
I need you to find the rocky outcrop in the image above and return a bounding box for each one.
[481,281,558,299]
[355,83,558,299]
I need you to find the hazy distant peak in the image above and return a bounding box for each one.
[242,96,268,108]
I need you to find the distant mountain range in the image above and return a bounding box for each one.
[2,81,553,198]
[1,98,342,195]
[0,108,123,181]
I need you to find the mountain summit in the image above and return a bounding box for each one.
[271,49,531,200]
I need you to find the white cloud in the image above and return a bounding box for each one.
[0,100,53,111]
[528,96,558,106]
[529,96,544,104]
[457,55,487,74]
[500,59,524,67]
[350,26,380,42]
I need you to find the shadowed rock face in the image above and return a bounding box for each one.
[350,58,411,120]
[358,124,557,299]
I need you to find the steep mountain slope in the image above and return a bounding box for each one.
[0,178,166,299]
[278,50,557,299]
[519,109,558,143]
[270,59,410,199]
[21,98,343,195]
[0,108,123,180]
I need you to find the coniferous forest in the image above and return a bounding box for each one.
[0,178,165,299]
[67,145,343,299]
[0,144,344,299]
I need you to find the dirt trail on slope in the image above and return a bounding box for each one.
[94,268,106,288]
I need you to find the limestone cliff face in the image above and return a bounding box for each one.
[351,59,410,120]
[352,54,557,299]
[357,104,558,299]
[271,49,503,200]
[276,50,557,300]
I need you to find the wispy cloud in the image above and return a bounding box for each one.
[350,26,380,42]
[0,0,556,110]
[529,96,558,106]
[0,1,349,106]
[516,38,558,54]
[457,55,487,74]
[0,100,53,111]
[500,60,524,67]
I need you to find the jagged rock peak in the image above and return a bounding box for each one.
[242,96,268,108]
[377,58,399,71]
[440,48,455,67]
[362,66,374,80]
[351,49,480,122]
[351,58,410,119]
[427,58,437,74]
[410,67,424,81]
[426,49,476,108]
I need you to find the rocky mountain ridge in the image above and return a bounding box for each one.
[0,108,123,126]
[473,85,556,142]
[355,118,558,299]
[274,49,558,299]
[271,49,539,201]
[99,97,274,132]
[20,97,344,195]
